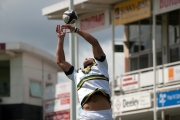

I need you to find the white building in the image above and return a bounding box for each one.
[0,42,62,120]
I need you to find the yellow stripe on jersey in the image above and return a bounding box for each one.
[77,75,109,90]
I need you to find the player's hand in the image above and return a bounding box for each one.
[56,25,66,39]
[61,24,75,33]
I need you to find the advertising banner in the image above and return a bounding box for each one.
[122,74,139,91]
[113,0,151,25]
[45,110,70,120]
[77,10,110,33]
[113,92,151,112]
[154,0,180,15]
[158,89,180,108]
[113,96,121,113]
[45,93,70,113]
[140,69,163,87]
[164,65,180,83]
[44,82,71,120]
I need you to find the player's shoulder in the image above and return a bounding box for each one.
[95,54,106,62]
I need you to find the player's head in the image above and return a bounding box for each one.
[83,58,95,68]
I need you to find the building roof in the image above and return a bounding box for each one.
[42,0,123,20]
[1,42,62,72]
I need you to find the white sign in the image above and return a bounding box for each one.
[154,0,180,15]
[113,93,151,113]
[164,65,180,83]
[122,74,139,91]
[140,69,163,87]
[44,82,71,100]
[45,97,70,113]
[113,97,121,113]
[77,10,110,33]
[44,82,71,113]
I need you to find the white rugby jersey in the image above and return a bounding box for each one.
[66,58,111,107]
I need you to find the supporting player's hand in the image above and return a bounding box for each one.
[61,24,75,33]
[56,25,66,39]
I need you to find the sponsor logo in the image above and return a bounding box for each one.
[123,98,139,108]
[159,93,166,106]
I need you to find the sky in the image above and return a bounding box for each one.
[0,0,125,83]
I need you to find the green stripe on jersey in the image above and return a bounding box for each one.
[77,75,109,90]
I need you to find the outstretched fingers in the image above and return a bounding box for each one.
[56,25,65,38]
[61,27,66,35]
[56,25,61,33]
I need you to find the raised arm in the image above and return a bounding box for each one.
[56,25,72,72]
[61,25,105,58]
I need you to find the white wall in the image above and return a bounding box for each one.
[2,53,23,104]
[1,51,58,107]
[22,52,58,106]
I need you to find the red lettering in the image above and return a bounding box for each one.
[160,0,180,9]
[123,78,132,81]
[80,12,105,30]
[123,81,138,86]
[61,98,70,105]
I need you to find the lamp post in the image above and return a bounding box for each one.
[69,0,76,120]
[152,10,157,120]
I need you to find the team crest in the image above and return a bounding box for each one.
[82,61,97,74]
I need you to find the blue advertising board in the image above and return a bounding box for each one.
[157,89,180,108]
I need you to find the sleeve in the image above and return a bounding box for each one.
[95,55,108,70]
[65,66,77,84]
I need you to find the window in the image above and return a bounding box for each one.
[30,81,42,98]
[170,47,179,62]
[157,52,162,65]
[130,38,139,53]
[168,10,180,45]
[129,19,151,53]
[139,54,149,69]
[140,19,151,51]
[46,83,53,87]
[150,52,162,67]
[128,15,162,71]
[168,10,180,63]
[131,57,138,71]
[156,15,163,48]
[0,60,10,97]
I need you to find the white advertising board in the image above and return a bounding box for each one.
[154,0,180,15]
[113,96,121,113]
[44,82,71,113]
[44,82,71,100]
[164,65,180,83]
[121,74,139,91]
[77,10,110,33]
[140,69,163,87]
[113,92,151,113]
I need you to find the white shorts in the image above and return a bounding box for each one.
[79,109,114,120]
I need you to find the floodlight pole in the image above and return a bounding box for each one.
[152,6,157,120]
[111,9,115,119]
[69,0,76,120]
